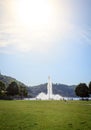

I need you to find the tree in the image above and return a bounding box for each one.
[6,81,19,96]
[75,83,89,99]
[19,85,28,98]
[0,81,6,96]
[88,81,91,94]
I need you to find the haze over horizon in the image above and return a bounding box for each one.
[0,0,91,86]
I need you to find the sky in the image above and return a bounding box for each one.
[0,0,91,86]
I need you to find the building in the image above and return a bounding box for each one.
[36,77,63,100]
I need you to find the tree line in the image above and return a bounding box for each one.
[75,82,91,100]
[1,80,91,100]
[0,81,28,100]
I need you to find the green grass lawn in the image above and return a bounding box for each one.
[0,100,91,130]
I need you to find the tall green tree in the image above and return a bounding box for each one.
[6,81,19,96]
[19,85,28,98]
[75,83,89,99]
[0,81,6,95]
[88,81,91,94]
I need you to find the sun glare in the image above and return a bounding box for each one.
[12,0,54,29]
[7,0,72,52]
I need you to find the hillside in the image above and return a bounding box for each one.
[0,74,27,88]
[0,74,76,97]
[28,83,76,97]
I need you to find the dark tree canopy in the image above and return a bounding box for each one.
[6,81,19,96]
[88,81,91,94]
[0,81,6,95]
[19,85,28,98]
[75,83,89,98]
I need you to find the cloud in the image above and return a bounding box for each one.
[0,24,55,53]
[1,20,91,55]
[1,0,91,54]
[0,23,87,54]
[0,0,75,54]
[77,27,91,45]
[76,26,91,45]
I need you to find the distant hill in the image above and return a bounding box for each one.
[0,74,27,88]
[28,83,77,98]
[0,74,77,97]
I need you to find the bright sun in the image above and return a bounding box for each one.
[12,0,55,29]
[7,0,71,52]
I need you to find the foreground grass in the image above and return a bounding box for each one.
[0,100,91,130]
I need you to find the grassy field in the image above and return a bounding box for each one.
[0,100,91,130]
